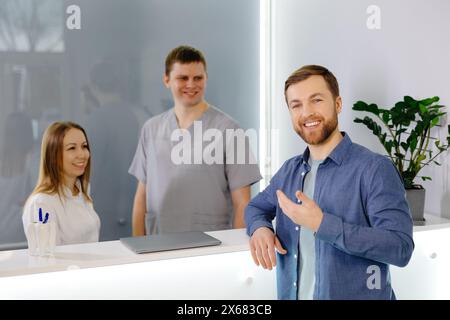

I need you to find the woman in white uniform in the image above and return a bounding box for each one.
[22,122,100,245]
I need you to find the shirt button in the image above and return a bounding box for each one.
[295,226,299,231]
[293,282,297,287]
[301,172,305,176]
[294,254,297,259]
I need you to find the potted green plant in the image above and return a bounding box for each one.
[353,96,450,222]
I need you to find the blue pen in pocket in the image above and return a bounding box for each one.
[38,207,49,224]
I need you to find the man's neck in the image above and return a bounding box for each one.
[308,129,343,161]
[174,100,208,129]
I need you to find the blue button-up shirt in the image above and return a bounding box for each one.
[245,133,414,300]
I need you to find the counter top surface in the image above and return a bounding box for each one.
[0,229,250,278]
[1,214,449,278]
[413,213,450,231]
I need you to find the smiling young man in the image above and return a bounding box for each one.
[245,65,414,300]
[129,45,261,235]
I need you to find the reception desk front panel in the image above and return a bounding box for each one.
[0,251,276,299]
[0,229,276,299]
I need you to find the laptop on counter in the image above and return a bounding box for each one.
[120,231,222,254]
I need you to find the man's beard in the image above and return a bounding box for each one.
[295,111,338,145]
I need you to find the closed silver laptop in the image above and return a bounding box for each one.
[120,231,222,254]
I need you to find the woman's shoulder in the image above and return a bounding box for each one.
[25,192,60,207]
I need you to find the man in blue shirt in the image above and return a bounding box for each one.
[245,65,414,300]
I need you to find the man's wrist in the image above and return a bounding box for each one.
[304,210,323,232]
[313,211,324,232]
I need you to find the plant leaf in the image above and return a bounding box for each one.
[353,101,380,115]
[353,101,369,111]
[401,142,408,152]
[404,96,415,104]
[421,96,439,106]
[385,140,393,154]
[431,116,439,127]
[382,111,390,124]
[419,103,428,114]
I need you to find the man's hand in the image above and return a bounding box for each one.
[276,190,323,232]
[249,227,287,270]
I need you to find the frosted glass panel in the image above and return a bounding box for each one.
[0,0,260,246]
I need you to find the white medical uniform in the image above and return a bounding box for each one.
[22,181,100,245]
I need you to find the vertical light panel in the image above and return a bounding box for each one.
[259,0,272,190]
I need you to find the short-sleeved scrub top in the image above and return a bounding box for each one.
[129,105,262,234]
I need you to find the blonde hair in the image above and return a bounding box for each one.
[31,121,92,202]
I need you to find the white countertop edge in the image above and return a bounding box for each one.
[413,214,450,232]
[0,229,251,278]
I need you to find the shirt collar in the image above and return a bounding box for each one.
[302,132,352,166]
[169,103,213,131]
[62,179,82,199]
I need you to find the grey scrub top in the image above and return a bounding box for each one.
[129,105,262,234]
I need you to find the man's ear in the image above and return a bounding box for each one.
[163,74,170,88]
[336,96,343,114]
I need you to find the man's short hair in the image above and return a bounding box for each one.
[165,45,207,76]
[284,65,340,103]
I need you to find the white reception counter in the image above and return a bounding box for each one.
[0,214,449,299]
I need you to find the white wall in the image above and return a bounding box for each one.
[271,0,450,218]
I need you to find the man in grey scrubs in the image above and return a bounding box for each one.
[129,45,261,235]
